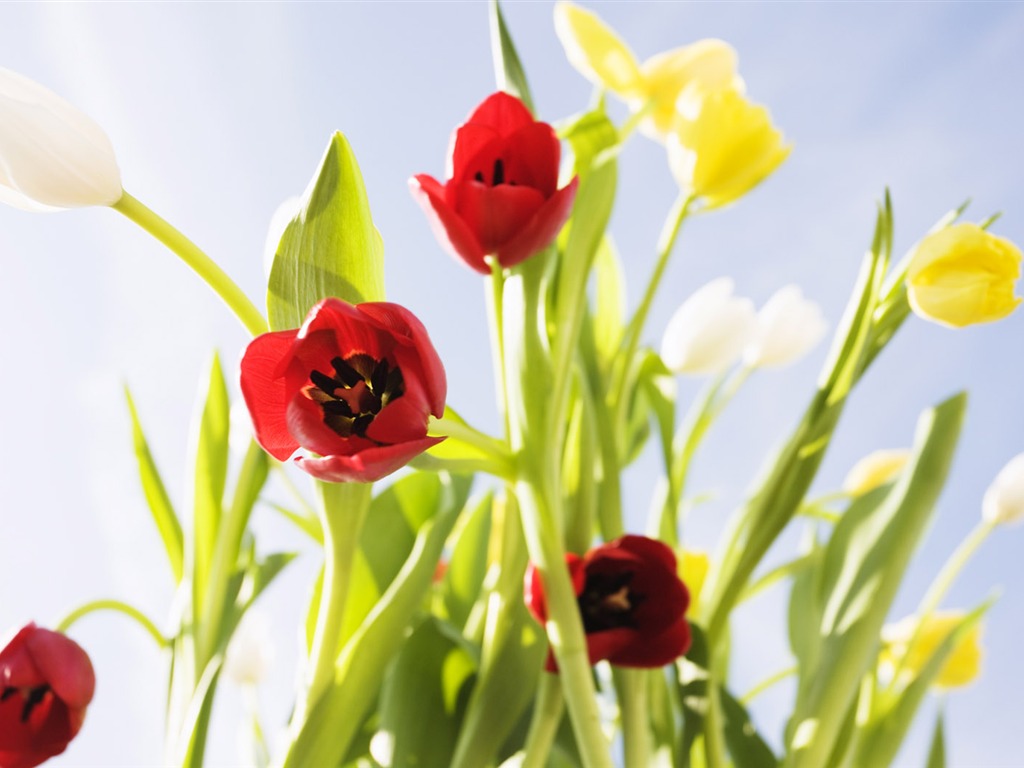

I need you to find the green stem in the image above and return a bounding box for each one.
[703,682,729,768]
[113,191,268,337]
[615,668,650,768]
[56,599,167,647]
[300,481,372,719]
[612,195,692,427]
[742,665,797,705]
[428,413,511,467]
[521,675,566,768]
[488,257,511,439]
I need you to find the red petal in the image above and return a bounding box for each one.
[364,396,430,445]
[301,298,387,362]
[607,616,692,668]
[585,627,636,665]
[608,534,679,575]
[25,630,94,710]
[239,330,301,462]
[297,436,445,483]
[495,176,579,268]
[466,92,534,136]
[409,175,489,274]
[452,182,545,256]
[285,390,360,459]
[449,124,501,182]
[503,123,561,198]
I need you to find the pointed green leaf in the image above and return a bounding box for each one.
[442,491,494,629]
[489,0,534,114]
[925,710,946,768]
[267,132,384,331]
[721,688,777,768]
[125,387,184,582]
[190,353,230,618]
[592,236,626,367]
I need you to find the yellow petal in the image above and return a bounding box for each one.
[906,222,1023,328]
[668,87,790,208]
[678,549,710,614]
[842,448,911,497]
[635,39,742,140]
[554,2,643,99]
[882,611,983,689]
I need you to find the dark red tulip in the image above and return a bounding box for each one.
[526,535,691,671]
[240,298,447,483]
[0,624,95,768]
[410,91,579,274]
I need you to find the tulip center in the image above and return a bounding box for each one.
[1,684,51,722]
[473,158,516,187]
[578,570,644,633]
[305,353,405,440]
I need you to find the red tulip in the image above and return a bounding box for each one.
[0,624,95,768]
[525,535,691,670]
[240,298,447,483]
[410,91,579,274]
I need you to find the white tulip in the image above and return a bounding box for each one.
[0,67,122,211]
[224,610,274,686]
[841,448,911,497]
[982,453,1024,526]
[660,277,756,375]
[744,285,827,368]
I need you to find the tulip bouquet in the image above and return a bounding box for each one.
[2,3,1022,768]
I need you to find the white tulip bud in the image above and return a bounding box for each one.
[660,277,756,375]
[224,610,274,686]
[842,448,911,497]
[744,284,827,368]
[982,453,1024,526]
[0,67,122,211]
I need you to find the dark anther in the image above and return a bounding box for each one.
[330,356,365,388]
[474,171,485,183]
[309,370,339,394]
[493,158,505,185]
[578,570,641,633]
[306,352,407,441]
[19,685,50,723]
[371,359,389,395]
[0,687,15,702]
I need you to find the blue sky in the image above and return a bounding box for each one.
[2,2,1023,765]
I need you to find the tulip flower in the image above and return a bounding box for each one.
[982,453,1024,526]
[744,285,827,368]
[660,277,757,376]
[667,86,789,210]
[906,222,1022,328]
[0,67,122,211]
[525,535,691,670]
[882,611,982,689]
[410,91,578,274]
[841,448,911,497]
[0,623,95,768]
[240,298,447,483]
[553,1,741,141]
[224,611,274,687]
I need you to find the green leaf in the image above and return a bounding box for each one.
[721,688,777,768]
[125,387,184,582]
[190,353,230,619]
[489,0,534,114]
[925,710,946,768]
[787,393,966,768]
[559,104,620,179]
[442,491,494,629]
[787,529,825,678]
[377,617,477,768]
[267,132,384,331]
[591,236,626,368]
[676,624,710,767]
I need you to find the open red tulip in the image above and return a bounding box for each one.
[240,298,447,483]
[410,91,579,274]
[526,535,691,671]
[0,624,95,768]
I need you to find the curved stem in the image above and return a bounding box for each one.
[428,412,511,466]
[521,674,565,768]
[742,664,797,705]
[113,191,268,337]
[56,599,167,647]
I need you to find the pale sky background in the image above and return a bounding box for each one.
[2,2,1023,766]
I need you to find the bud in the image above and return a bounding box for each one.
[842,449,911,497]
[660,277,756,376]
[0,67,122,211]
[982,453,1024,526]
[224,610,274,687]
[744,285,827,368]
[882,611,982,689]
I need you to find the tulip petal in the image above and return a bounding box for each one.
[502,123,561,198]
[297,436,445,483]
[607,615,691,667]
[24,630,94,710]
[409,174,489,274]
[239,329,301,462]
[495,176,579,268]
[464,91,535,137]
[553,2,643,99]
[448,124,501,182]
[452,181,546,257]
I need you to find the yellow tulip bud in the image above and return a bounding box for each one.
[841,448,911,497]
[678,549,709,614]
[667,87,790,209]
[906,223,1022,328]
[882,611,983,689]
[553,2,644,100]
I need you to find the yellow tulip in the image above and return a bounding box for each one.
[678,549,709,614]
[667,87,790,209]
[882,611,983,689]
[841,448,911,497]
[906,223,1022,328]
[553,2,741,141]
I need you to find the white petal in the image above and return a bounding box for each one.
[982,453,1024,526]
[264,195,303,278]
[0,67,121,210]
[745,284,827,368]
[224,609,275,686]
[661,277,757,375]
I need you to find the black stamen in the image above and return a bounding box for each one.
[20,685,49,723]
[474,171,485,183]
[321,399,355,417]
[330,356,364,388]
[0,687,15,702]
[370,359,389,394]
[492,158,505,185]
[310,369,339,394]
[578,571,640,633]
